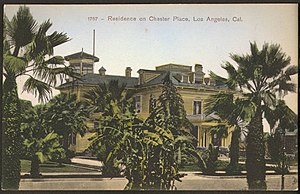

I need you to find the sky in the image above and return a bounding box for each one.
[4,4,298,130]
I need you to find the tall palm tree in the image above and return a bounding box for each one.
[211,42,297,189]
[2,7,37,189]
[2,6,74,189]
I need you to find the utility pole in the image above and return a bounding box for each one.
[80,48,83,76]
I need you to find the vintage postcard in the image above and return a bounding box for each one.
[2,4,298,191]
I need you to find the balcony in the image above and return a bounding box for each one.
[187,113,220,123]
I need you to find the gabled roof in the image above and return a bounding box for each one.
[65,51,99,62]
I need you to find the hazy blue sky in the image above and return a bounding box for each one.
[4,4,298,118]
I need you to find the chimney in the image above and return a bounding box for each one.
[99,66,106,76]
[125,67,132,77]
[194,64,205,84]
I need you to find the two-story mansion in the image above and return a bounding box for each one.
[58,51,236,153]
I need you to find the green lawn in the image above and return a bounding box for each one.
[21,160,99,173]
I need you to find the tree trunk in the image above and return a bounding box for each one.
[2,74,21,190]
[62,133,69,151]
[246,106,266,190]
[227,128,240,174]
[30,155,40,177]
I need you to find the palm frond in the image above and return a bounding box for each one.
[43,131,58,143]
[262,44,291,78]
[205,92,235,119]
[3,39,12,55]
[260,90,276,107]
[26,19,70,59]
[284,65,298,77]
[221,62,239,89]
[4,6,37,49]
[44,56,65,65]
[36,151,46,163]
[234,99,256,123]
[3,54,27,74]
[23,76,52,103]
[174,135,193,145]
[209,71,227,86]
[277,82,296,96]
[48,31,70,48]
[144,130,163,146]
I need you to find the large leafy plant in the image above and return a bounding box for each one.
[21,105,65,177]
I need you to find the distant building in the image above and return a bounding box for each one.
[58,51,236,153]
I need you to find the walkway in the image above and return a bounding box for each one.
[18,157,298,190]
[19,174,298,190]
[70,157,103,167]
[69,157,298,175]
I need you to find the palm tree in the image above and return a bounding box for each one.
[82,80,135,115]
[85,80,136,176]
[2,6,37,189]
[264,99,298,135]
[205,92,250,175]
[3,6,74,189]
[4,7,75,103]
[211,42,297,189]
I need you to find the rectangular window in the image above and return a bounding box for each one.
[135,95,142,113]
[192,126,199,146]
[192,125,199,139]
[193,100,202,115]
